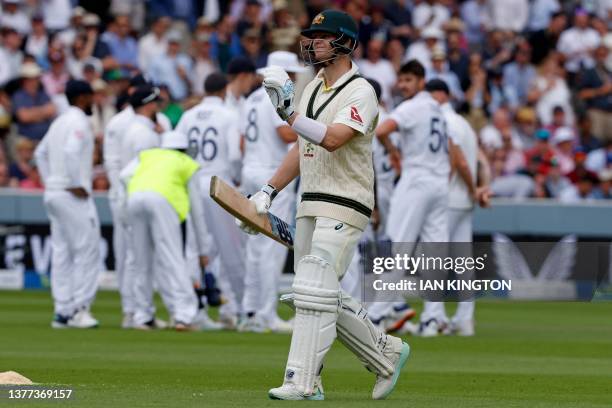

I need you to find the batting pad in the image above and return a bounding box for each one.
[285,255,340,395]
[280,292,397,379]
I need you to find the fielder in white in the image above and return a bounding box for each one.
[35,80,101,329]
[429,79,491,336]
[120,131,210,331]
[376,63,462,337]
[237,10,409,400]
[238,51,303,334]
[104,76,170,328]
[176,72,245,329]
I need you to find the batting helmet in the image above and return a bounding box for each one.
[300,10,359,65]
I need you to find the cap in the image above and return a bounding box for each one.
[599,168,612,182]
[204,72,228,93]
[82,13,100,27]
[431,46,446,60]
[227,56,256,75]
[129,73,150,87]
[197,16,213,27]
[257,51,307,74]
[167,30,182,43]
[421,26,444,40]
[20,62,42,78]
[445,18,465,32]
[91,79,107,92]
[65,79,93,100]
[161,130,189,149]
[535,128,551,141]
[301,10,358,42]
[129,85,160,108]
[425,78,450,94]
[553,127,575,144]
[365,77,382,101]
[72,6,85,17]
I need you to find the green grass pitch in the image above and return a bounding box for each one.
[1,291,611,407]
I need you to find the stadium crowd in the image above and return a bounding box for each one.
[0,0,610,202]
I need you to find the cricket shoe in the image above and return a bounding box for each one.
[68,309,99,329]
[192,310,223,331]
[219,313,238,330]
[397,321,419,336]
[51,313,71,329]
[449,319,475,336]
[385,303,417,334]
[237,315,268,333]
[268,377,324,400]
[419,318,441,337]
[372,339,411,400]
[134,317,168,331]
[121,313,134,329]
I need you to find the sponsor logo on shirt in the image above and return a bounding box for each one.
[350,106,363,124]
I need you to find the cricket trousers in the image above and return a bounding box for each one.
[44,190,101,316]
[127,191,198,325]
[241,169,294,325]
[109,196,136,316]
[448,207,475,323]
[386,170,450,324]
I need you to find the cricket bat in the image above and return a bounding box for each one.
[209,176,295,249]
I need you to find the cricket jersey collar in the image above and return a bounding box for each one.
[315,61,360,92]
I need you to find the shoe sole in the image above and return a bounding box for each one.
[379,342,411,400]
[51,322,68,329]
[386,310,417,334]
[268,390,324,401]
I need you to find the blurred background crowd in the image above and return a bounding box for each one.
[0,0,610,202]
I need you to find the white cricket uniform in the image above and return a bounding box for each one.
[279,63,406,396]
[104,106,169,316]
[443,102,478,324]
[34,106,101,317]
[385,91,451,324]
[372,108,398,239]
[176,95,245,319]
[240,87,293,326]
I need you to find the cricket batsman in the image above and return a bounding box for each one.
[237,10,410,400]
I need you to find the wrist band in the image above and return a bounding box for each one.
[291,114,327,145]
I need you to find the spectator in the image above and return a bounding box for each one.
[480,108,522,151]
[210,15,241,72]
[482,30,514,71]
[55,6,85,48]
[0,160,8,186]
[426,47,464,106]
[446,30,470,90]
[527,53,574,127]
[559,172,599,202]
[461,0,488,48]
[384,0,412,46]
[357,38,396,109]
[529,11,567,66]
[137,15,170,72]
[147,30,193,101]
[41,0,72,33]
[90,79,115,140]
[515,106,538,149]
[345,0,373,49]
[412,0,450,32]
[525,129,555,169]
[552,127,576,175]
[11,63,56,142]
[41,49,69,96]
[464,52,489,129]
[67,34,101,80]
[545,105,568,135]
[0,27,24,86]
[567,148,597,183]
[24,14,49,64]
[8,136,35,186]
[577,44,612,142]
[191,33,217,96]
[577,114,602,153]
[103,14,138,71]
[236,0,268,39]
[503,40,536,105]
[557,9,600,77]
[585,139,612,173]
[543,160,572,198]
[487,0,529,33]
[239,28,267,69]
[269,0,301,52]
[405,26,444,71]
[487,67,519,114]
[82,13,113,65]
[597,169,612,199]
[0,0,30,35]
[368,5,394,43]
[18,163,43,190]
[527,0,561,33]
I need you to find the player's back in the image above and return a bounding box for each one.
[241,87,289,171]
[390,91,449,178]
[176,96,241,179]
[443,104,478,209]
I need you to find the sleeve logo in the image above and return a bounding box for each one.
[350,106,363,124]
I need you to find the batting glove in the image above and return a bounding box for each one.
[235,184,277,235]
[261,66,295,121]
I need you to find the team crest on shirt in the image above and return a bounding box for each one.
[350,106,363,124]
[303,142,315,158]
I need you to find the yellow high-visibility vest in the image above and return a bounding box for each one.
[128,149,199,221]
